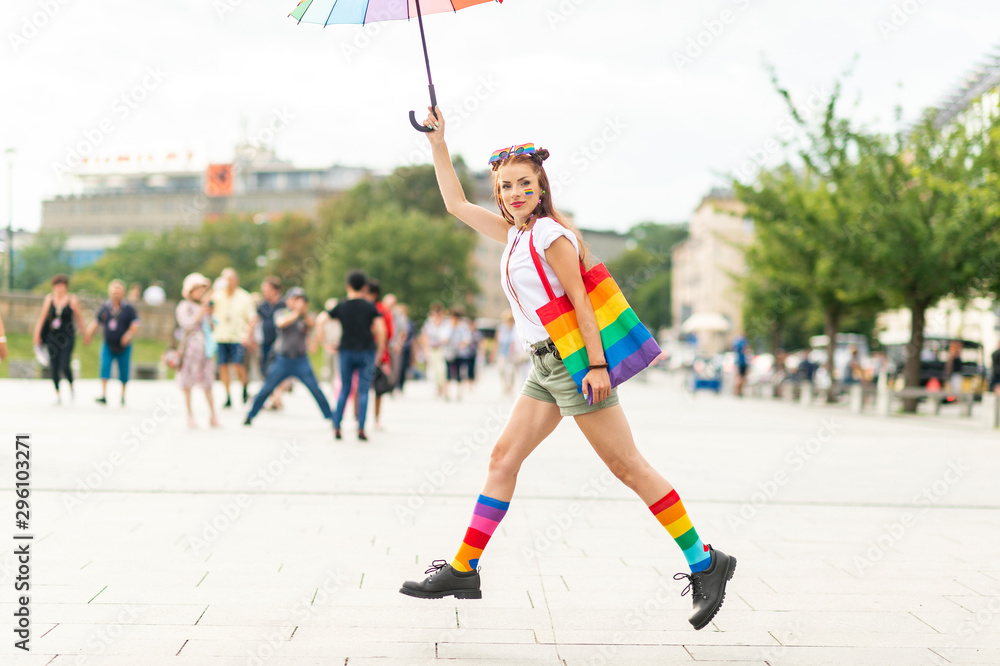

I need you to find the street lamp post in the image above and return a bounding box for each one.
[4,148,14,292]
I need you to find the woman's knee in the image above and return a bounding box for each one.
[488,440,525,478]
[606,454,648,489]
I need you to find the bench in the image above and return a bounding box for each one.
[879,388,977,417]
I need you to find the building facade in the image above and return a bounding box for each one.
[41,146,369,267]
[671,188,753,354]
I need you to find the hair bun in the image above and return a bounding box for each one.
[535,148,550,162]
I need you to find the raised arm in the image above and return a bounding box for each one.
[422,107,510,244]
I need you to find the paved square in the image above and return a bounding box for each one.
[0,369,997,665]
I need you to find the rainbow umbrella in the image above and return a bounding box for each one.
[290,0,502,132]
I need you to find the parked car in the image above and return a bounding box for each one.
[878,333,987,399]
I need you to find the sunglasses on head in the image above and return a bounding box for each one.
[488,143,535,166]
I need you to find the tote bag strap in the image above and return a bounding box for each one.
[528,228,588,301]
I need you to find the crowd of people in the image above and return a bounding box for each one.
[3,266,543,435]
[4,269,417,437]
[170,267,420,439]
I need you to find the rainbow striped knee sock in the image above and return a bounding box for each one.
[650,489,711,573]
[452,494,509,572]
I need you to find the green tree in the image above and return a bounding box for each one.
[735,81,891,394]
[606,222,688,331]
[850,114,1000,407]
[735,162,884,392]
[310,163,479,319]
[308,205,477,318]
[14,231,73,291]
[74,217,274,300]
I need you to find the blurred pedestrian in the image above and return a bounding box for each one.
[368,280,395,429]
[245,288,332,426]
[448,308,479,400]
[327,270,387,441]
[254,276,284,375]
[252,276,287,409]
[797,346,818,387]
[126,282,143,305]
[32,274,86,404]
[391,302,414,393]
[213,267,256,408]
[732,335,750,397]
[314,298,342,393]
[0,312,8,363]
[87,279,140,406]
[944,340,963,395]
[496,311,517,394]
[420,303,451,399]
[176,273,219,428]
[843,346,862,386]
[991,341,1000,395]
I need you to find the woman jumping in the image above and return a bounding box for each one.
[398,110,736,631]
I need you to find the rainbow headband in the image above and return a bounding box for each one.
[488,143,535,166]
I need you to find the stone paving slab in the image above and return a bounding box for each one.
[0,370,998,665]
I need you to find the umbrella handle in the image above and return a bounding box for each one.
[409,85,439,133]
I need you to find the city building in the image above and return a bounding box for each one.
[932,45,1000,129]
[671,188,753,354]
[40,145,370,267]
[35,144,629,322]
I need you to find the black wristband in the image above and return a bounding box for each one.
[588,363,609,370]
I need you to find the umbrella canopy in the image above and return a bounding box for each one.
[291,0,497,25]
[290,0,502,131]
[681,312,732,334]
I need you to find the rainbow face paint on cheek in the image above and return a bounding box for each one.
[524,188,534,196]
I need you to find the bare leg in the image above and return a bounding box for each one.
[480,395,563,502]
[219,364,231,400]
[183,388,196,427]
[205,388,219,426]
[574,404,673,505]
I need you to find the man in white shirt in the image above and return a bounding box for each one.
[213,268,256,407]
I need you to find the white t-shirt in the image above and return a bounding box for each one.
[500,217,580,346]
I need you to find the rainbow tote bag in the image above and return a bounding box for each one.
[528,230,662,392]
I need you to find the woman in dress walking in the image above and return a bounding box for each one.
[399,110,736,630]
[176,273,220,428]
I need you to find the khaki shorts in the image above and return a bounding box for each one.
[521,341,619,416]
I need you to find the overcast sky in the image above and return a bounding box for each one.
[2,0,999,234]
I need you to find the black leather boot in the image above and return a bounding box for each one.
[674,545,736,630]
[400,560,482,599]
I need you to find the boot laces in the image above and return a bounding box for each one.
[674,571,705,599]
[424,559,449,576]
